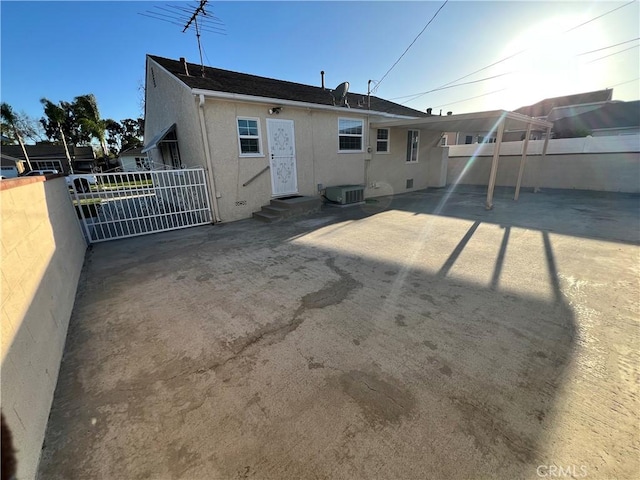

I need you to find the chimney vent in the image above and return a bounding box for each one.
[447,111,453,116]
[180,57,189,76]
[321,71,325,90]
[426,107,432,115]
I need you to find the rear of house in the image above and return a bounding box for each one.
[144,55,449,223]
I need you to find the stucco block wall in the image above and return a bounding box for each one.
[202,99,368,222]
[144,57,205,169]
[447,153,640,193]
[1,177,86,480]
[447,137,640,193]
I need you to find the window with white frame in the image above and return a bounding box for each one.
[338,118,363,152]
[406,130,419,163]
[376,128,389,153]
[237,117,262,156]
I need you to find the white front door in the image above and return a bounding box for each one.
[266,119,298,196]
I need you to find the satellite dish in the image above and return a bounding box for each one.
[332,81,350,107]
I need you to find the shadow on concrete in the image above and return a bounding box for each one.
[37,204,581,479]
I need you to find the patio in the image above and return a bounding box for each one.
[38,187,639,479]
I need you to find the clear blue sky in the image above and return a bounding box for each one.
[1,1,638,126]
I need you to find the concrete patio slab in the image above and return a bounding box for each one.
[38,187,639,479]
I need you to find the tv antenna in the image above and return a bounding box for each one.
[139,1,226,77]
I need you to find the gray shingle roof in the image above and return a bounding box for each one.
[515,89,613,118]
[553,100,640,132]
[149,55,427,118]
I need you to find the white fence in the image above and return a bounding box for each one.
[69,168,212,243]
[446,135,640,193]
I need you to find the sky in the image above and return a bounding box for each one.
[1,0,639,129]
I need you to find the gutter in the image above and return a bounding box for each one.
[190,88,419,120]
[197,94,222,223]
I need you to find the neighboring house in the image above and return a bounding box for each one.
[144,55,455,223]
[1,143,96,173]
[443,89,617,144]
[552,100,640,137]
[119,147,150,171]
[1,153,25,178]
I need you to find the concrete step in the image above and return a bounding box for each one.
[270,196,322,214]
[252,211,282,223]
[253,195,322,223]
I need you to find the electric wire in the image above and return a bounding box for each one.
[372,0,449,94]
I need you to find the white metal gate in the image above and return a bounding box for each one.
[69,168,212,243]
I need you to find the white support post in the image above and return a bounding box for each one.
[514,122,533,201]
[485,119,505,210]
[534,126,552,193]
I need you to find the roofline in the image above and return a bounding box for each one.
[190,88,420,120]
[371,110,553,130]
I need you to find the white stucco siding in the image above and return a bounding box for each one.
[201,98,369,222]
[365,128,442,198]
[144,58,205,169]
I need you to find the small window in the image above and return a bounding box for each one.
[406,130,419,163]
[440,135,447,146]
[237,118,262,156]
[477,135,484,143]
[376,128,389,153]
[465,135,473,144]
[339,118,363,152]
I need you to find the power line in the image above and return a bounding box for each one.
[587,44,639,63]
[577,37,640,55]
[609,77,640,88]
[373,0,448,93]
[430,89,508,109]
[419,0,637,97]
[390,71,513,103]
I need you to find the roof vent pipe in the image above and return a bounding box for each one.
[180,57,189,76]
[321,71,325,90]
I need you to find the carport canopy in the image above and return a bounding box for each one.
[371,110,554,209]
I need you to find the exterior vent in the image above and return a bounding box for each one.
[325,184,365,205]
[406,179,414,189]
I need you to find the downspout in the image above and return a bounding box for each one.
[197,94,222,222]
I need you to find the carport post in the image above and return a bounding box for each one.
[534,126,552,193]
[514,122,533,201]
[485,119,505,210]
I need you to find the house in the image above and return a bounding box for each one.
[1,153,25,178]
[118,146,150,171]
[143,55,447,223]
[552,100,640,137]
[442,89,616,144]
[1,143,96,173]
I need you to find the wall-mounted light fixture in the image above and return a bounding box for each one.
[268,107,282,115]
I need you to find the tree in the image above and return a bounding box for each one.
[40,100,89,146]
[104,117,144,155]
[40,98,74,173]
[74,94,108,157]
[1,102,33,170]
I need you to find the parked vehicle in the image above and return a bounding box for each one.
[22,169,59,176]
[65,174,98,193]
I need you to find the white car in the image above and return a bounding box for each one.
[23,169,59,176]
[66,174,98,192]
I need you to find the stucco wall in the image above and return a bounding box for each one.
[1,176,86,480]
[202,98,369,222]
[365,129,445,198]
[447,153,640,193]
[144,57,205,169]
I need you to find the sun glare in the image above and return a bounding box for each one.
[495,15,608,110]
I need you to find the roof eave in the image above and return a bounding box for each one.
[190,88,420,120]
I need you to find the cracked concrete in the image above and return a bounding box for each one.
[38,187,639,479]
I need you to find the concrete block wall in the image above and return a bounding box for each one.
[1,176,87,479]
